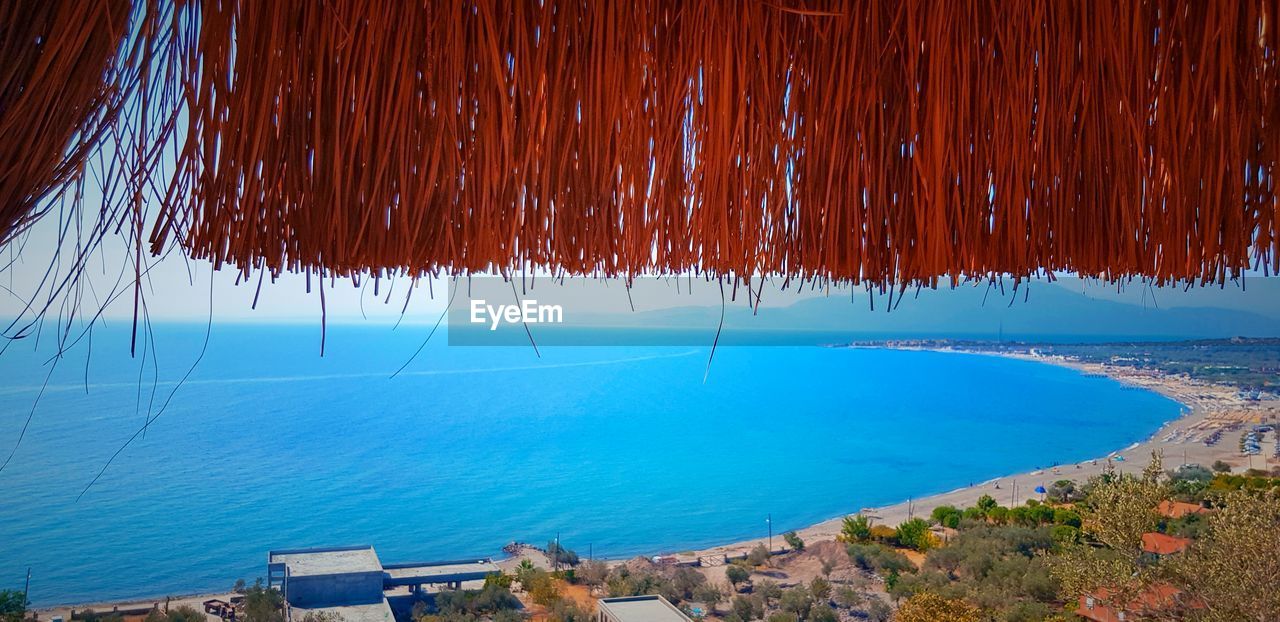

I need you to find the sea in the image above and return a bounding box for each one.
[0,323,1182,606]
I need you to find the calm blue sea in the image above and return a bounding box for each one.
[0,323,1181,606]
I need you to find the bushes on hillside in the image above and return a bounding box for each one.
[895,518,936,552]
[838,514,872,543]
[847,543,914,574]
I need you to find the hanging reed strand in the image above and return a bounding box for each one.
[3,0,1279,291]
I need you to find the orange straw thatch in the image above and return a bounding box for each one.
[3,1,1279,290]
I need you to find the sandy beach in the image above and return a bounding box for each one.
[685,348,1280,563]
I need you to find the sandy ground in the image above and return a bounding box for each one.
[685,349,1280,562]
[31,592,239,622]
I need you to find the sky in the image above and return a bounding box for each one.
[4,208,1279,330]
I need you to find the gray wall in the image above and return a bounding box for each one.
[285,571,384,607]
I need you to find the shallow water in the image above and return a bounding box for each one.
[0,324,1180,605]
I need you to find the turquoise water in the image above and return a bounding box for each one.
[0,324,1181,606]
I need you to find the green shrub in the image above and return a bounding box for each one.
[782,531,805,551]
[730,595,763,621]
[778,587,812,619]
[895,518,935,552]
[839,515,872,543]
[0,590,27,622]
[808,604,837,622]
[808,577,831,602]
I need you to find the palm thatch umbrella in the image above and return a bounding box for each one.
[1,0,1277,335]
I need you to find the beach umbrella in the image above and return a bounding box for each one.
[1034,486,1047,494]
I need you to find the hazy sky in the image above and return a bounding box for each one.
[3,200,1278,327]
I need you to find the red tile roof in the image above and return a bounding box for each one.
[1076,584,1195,622]
[1157,500,1208,519]
[1141,532,1191,555]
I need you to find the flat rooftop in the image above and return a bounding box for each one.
[382,559,500,585]
[599,596,691,622]
[289,601,393,622]
[269,546,383,577]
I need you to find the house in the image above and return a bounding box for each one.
[1141,532,1191,556]
[1076,584,1194,622]
[597,596,692,622]
[1156,500,1208,519]
[266,545,500,622]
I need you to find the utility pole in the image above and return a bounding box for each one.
[23,568,30,611]
[766,514,772,553]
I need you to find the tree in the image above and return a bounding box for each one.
[0,590,27,622]
[782,531,804,551]
[725,564,750,588]
[672,567,706,600]
[894,592,980,622]
[1166,489,1280,620]
[692,584,724,608]
[778,587,812,619]
[547,540,580,566]
[547,598,591,622]
[1049,454,1172,611]
[986,506,1010,525]
[233,579,248,594]
[930,505,961,526]
[867,525,897,542]
[731,595,763,621]
[577,560,608,586]
[808,604,837,622]
[832,586,863,610]
[864,596,891,622]
[895,518,936,552]
[839,515,872,543]
[976,495,998,514]
[746,543,770,566]
[819,557,836,578]
[242,580,284,622]
[485,572,514,590]
[808,577,831,602]
[1052,508,1082,528]
[754,579,782,604]
[1212,460,1232,473]
[1046,480,1080,504]
[522,569,561,606]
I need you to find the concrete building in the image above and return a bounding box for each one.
[267,545,501,622]
[596,596,691,622]
[269,546,387,608]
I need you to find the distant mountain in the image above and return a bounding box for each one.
[574,280,1280,340]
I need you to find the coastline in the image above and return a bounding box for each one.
[681,346,1278,563]
[30,347,1276,614]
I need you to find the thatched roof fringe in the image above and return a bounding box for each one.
[3,1,1279,289]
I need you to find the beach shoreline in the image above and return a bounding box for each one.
[681,346,1278,563]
